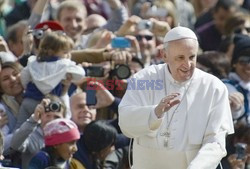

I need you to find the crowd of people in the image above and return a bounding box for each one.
[0,0,249,168]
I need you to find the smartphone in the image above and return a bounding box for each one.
[86,89,97,106]
[235,143,247,159]
[84,66,104,77]
[111,37,131,49]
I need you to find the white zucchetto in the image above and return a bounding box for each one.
[164,26,197,43]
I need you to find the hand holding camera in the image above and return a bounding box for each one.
[115,15,142,36]
[149,18,171,37]
[33,98,62,122]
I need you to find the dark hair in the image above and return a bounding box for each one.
[132,57,144,69]
[219,35,234,53]
[197,51,231,79]
[84,120,117,153]
[213,0,238,13]
[232,34,250,65]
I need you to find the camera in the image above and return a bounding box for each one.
[235,143,247,159]
[110,64,131,80]
[84,66,104,77]
[137,20,153,30]
[44,102,61,112]
[32,29,44,39]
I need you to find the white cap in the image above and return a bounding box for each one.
[164,26,197,43]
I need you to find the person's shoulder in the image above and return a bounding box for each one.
[70,158,86,169]
[133,64,165,78]
[195,69,226,88]
[28,151,50,168]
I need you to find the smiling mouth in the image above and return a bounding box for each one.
[180,69,191,74]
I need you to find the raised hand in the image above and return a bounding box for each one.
[155,93,180,118]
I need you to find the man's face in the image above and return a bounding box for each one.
[8,26,26,57]
[70,92,96,131]
[163,39,198,82]
[136,29,156,57]
[58,8,86,42]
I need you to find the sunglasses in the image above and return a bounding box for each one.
[234,27,250,34]
[136,35,153,41]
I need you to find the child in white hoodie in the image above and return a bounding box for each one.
[18,31,85,125]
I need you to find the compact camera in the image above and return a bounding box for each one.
[137,20,153,30]
[44,102,61,112]
[32,29,44,39]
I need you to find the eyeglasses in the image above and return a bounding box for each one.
[136,35,153,41]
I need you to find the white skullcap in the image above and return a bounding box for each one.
[164,26,197,43]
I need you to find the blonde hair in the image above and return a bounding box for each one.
[37,31,74,61]
[56,0,87,21]
[153,0,178,27]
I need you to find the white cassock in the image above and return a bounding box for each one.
[118,64,234,169]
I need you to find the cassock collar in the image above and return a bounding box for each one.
[164,64,194,86]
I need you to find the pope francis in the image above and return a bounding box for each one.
[118,26,234,169]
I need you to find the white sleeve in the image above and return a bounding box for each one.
[20,66,32,89]
[187,131,227,169]
[66,62,85,83]
[118,79,162,138]
[188,84,234,169]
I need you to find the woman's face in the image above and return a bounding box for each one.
[54,140,78,160]
[0,67,23,96]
